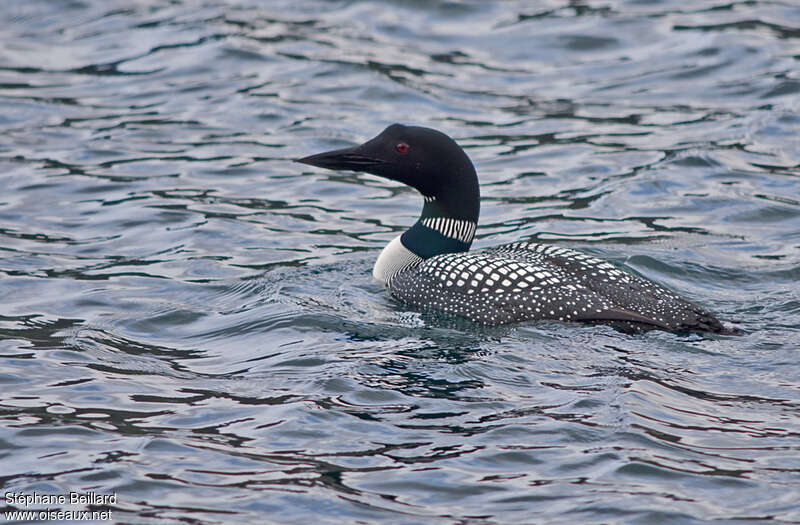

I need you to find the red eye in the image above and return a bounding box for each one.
[395,142,410,154]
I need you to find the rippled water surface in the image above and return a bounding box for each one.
[1,0,799,523]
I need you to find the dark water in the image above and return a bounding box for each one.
[1,0,799,523]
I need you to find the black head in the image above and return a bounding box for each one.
[296,124,479,221]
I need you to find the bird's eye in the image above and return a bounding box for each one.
[395,142,410,154]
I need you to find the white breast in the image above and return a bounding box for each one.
[372,234,423,285]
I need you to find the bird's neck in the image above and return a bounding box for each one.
[402,196,477,258]
[372,194,479,285]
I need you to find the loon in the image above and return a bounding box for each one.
[297,124,727,333]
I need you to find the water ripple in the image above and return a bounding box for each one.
[0,0,798,523]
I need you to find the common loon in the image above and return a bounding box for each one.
[297,124,727,333]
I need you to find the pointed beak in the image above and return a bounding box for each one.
[295,145,384,172]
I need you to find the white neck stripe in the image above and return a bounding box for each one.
[421,217,476,244]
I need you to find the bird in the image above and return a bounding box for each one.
[296,123,728,333]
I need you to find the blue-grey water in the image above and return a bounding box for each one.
[1,1,799,523]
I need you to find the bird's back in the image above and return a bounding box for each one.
[388,241,724,333]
